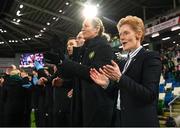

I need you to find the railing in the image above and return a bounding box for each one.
[168,95,180,117]
[145,7,180,26]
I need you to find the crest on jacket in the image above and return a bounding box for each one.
[89,51,95,59]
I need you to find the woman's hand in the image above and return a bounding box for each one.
[52,77,64,87]
[67,89,73,98]
[103,60,122,82]
[90,68,110,88]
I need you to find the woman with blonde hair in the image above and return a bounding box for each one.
[53,17,114,126]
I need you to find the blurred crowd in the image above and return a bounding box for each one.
[161,46,180,82]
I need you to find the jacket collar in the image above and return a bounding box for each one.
[123,47,146,74]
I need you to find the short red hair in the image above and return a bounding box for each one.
[117,15,145,42]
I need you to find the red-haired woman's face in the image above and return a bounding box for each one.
[119,24,141,51]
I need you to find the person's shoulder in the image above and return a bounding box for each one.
[143,49,161,61]
[145,49,160,56]
[95,37,110,48]
[95,35,107,43]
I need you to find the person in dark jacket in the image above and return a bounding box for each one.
[55,17,115,126]
[90,15,162,127]
[52,38,77,127]
[3,68,30,127]
[36,68,54,127]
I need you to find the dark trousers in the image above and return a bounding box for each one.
[53,111,71,127]
[112,109,121,127]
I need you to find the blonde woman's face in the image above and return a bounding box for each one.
[81,19,98,40]
[119,24,141,51]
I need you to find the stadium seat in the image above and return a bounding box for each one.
[159,84,165,93]
[164,91,174,107]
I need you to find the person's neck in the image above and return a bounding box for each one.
[128,44,141,53]
[85,34,98,42]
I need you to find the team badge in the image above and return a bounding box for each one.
[89,51,95,59]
